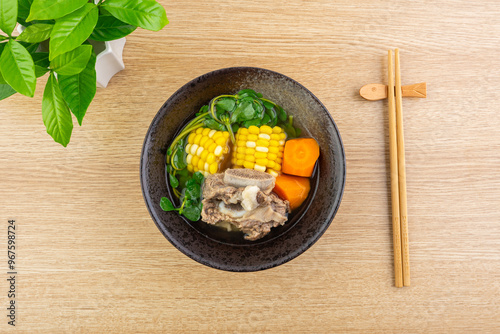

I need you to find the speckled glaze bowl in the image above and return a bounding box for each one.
[140,67,345,271]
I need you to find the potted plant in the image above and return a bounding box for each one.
[0,0,168,146]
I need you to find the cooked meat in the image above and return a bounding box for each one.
[224,168,275,194]
[201,169,291,241]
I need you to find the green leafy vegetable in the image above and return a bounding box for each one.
[160,197,176,211]
[16,23,53,43]
[102,0,168,32]
[42,72,73,146]
[58,51,96,126]
[169,173,179,188]
[50,44,92,75]
[0,40,36,97]
[17,0,33,27]
[0,0,17,36]
[49,3,98,60]
[27,0,88,21]
[160,172,205,222]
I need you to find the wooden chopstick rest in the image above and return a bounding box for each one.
[360,82,426,101]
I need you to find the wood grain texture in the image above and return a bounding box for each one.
[1,0,500,332]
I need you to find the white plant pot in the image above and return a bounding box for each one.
[89,38,126,88]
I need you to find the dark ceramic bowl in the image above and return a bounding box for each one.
[140,67,345,271]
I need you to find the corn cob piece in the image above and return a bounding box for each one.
[231,125,286,176]
[185,127,230,176]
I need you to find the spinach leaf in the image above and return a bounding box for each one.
[204,118,226,131]
[192,171,204,184]
[181,203,202,222]
[169,173,179,188]
[215,97,236,112]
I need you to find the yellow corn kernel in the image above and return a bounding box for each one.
[192,155,199,167]
[185,143,192,154]
[258,133,271,140]
[248,125,259,134]
[270,134,280,140]
[243,161,255,169]
[186,154,193,165]
[279,133,286,140]
[202,128,211,136]
[212,132,223,140]
[216,136,227,146]
[196,128,203,134]
[204,162,210,171]
[223,146,229,154]
[236,159,244,166]
[197,159,205,170]
[279,140,285,146]
[193,134,202,145]
[199,136,209,147]
[239,135,247,142]
[269,146,279,154]
[278,146,284,152]
[260,125,273,134]
[269,140,279,147]
[245,155,255,163]
[245,148,255,155]
[206,153,216,164]
[208,129,217,138]
[256,139,269,147]
[187,164,194,173]
[188,133,196,144]
[246,141,256,148]
[277,152,283,158]
[208,143,217,153]
[237,140,246,148]
[200,150,209,161]
[274,164,282,172]
[276,157,282,164]
[256,146,269,153]
[214,146,223,156]
[255,152,267,159]
[268,153,277,161]
[254,164,266,172]
[267,169,279,177]
[239,128,249,135]
[247,134,258,141]
[256,158,268,166]
[190,144,199,155]
[236,153,245,160]
[196,146,204,156]
[237,146,246,154]
[209,162,218,174]
[222,132,230,138]
[267,161,276,169]
[272,126,282,134]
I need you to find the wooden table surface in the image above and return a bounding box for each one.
[1,0,499,333]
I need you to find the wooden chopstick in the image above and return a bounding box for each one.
[388,50,403,288]
[395,49,410,286]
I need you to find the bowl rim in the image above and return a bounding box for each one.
[140,66,346,271]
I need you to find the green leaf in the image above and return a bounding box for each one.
[230,100,256,123]
[0,0,17,36]
[192,172,204,185]
[0,40,36,97]
[16,23,53,43]
[27,0,87,21]
[35,65,48,77]
[0,35,7,41]
[160,197,176,212]
[102,0,168,32]
[17,0,32,25]
[42,72,73,146]
[0,83,16,100]
[169,173,179,188]
[89,15,136,41]
[58,51,96,126]
[50,44,92,75]
[215,97,236,112]
[203,118,226,131]
[32,51,50,76]
[49,3,98,60]
[182,203,201,222]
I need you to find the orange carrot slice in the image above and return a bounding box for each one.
[273,174,311,210]
[282,138,319,177]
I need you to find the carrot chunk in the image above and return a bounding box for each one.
[282,138,319,177]
[273,174,311,210]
